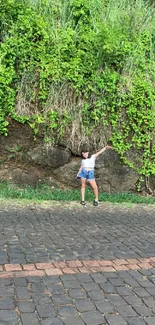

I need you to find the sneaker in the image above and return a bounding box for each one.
[93,200,99,206]
[80,200,86,206]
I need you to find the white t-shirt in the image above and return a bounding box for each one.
[82,155,96,169]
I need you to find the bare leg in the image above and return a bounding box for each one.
[81,178,86,201]
[88,179,98,201]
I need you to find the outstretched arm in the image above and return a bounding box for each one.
[94,145,112,158]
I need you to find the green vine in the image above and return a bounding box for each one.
[0,0,155,182]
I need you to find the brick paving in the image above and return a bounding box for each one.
[0,203,155,324]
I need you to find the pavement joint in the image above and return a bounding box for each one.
[0,204,155,324]
[0,257,154,279]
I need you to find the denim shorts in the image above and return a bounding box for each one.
[77,168,95,181]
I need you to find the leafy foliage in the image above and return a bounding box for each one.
[0,0,155,178]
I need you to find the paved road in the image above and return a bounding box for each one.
[0,202,155,324]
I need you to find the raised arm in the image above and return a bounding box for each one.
[93,145,112,158]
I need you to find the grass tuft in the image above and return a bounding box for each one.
[0,182,154,205]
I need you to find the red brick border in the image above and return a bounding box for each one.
[0,257,154,278]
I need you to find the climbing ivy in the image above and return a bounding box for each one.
[0,0,155,179]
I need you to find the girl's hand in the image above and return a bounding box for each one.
[106,145,112,149]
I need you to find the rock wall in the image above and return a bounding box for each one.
[0,121,154,194]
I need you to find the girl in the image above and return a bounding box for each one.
[77,144,112,206]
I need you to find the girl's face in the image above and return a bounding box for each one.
[82,152,89,159]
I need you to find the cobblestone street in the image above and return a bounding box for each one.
[0,202,155,324]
